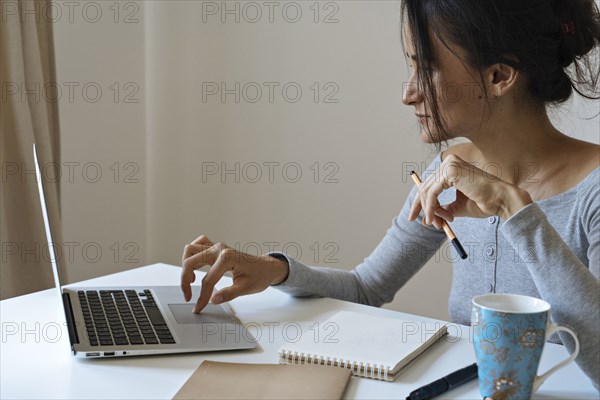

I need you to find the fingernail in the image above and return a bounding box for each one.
[212,294,223,304]
[192,307,199,313]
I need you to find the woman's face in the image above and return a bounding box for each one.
[402,27,488,143]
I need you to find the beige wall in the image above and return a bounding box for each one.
[53,1,147,281]
[53,1,599,321]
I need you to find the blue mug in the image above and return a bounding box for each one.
[472,293,579,399]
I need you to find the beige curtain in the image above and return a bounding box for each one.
[1,0,65,299]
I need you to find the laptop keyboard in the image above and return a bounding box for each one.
[77,289,175,347]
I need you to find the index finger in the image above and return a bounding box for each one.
[408,192,423,222]
[182,243,211,264]
[192,234,214,246]
[181,244,221,302]
[194,246,234,313]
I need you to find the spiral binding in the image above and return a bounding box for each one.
[279,349,390,381]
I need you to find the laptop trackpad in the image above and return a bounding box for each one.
[168,303,238,325]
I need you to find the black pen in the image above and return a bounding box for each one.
[406,363,478,400]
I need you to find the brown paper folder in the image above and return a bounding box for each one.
[173,360,352,400]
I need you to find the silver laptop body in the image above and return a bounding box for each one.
[33,144,257,358]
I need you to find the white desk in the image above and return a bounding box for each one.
[1,264,596,399]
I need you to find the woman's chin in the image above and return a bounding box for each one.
[420,133,434,143]
[419,129,440,144]
[419,128,453,144]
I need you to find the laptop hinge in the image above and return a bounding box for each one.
[62,292,80,345]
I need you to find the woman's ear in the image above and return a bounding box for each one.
[484,62,520,98]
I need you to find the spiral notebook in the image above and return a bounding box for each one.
[278,310,448,382]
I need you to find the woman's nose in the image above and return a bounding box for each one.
[402,71,424,106]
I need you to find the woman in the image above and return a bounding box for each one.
[181,0,600,388]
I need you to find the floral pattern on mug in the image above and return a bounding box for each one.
[519,329,544,349]
[492,374,521,400]
[480,340,496,355]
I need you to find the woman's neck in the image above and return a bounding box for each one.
[469,104,570,187]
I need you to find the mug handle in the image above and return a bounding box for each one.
[532,324,580,393]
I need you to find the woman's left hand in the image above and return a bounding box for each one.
[408,154,533,228]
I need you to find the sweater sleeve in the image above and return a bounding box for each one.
[270,181,448,307]
[500,194,600,390]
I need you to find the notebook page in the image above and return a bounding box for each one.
[279,310,447,373]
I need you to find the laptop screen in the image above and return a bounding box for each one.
[33,143,63,292]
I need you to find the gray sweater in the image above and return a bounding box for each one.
[271,154,600,389]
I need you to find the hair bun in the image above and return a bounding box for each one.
[557,0,599,67]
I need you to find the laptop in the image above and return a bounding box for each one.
[33,144,257,358]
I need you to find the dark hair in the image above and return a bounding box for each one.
[401,0,600,144]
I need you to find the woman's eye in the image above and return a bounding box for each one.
[408,62,433,72]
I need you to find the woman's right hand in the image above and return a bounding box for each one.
[180,235,289,313]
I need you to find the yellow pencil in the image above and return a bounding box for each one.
[410,171,468,260]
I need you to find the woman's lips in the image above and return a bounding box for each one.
[417,115,429,124]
